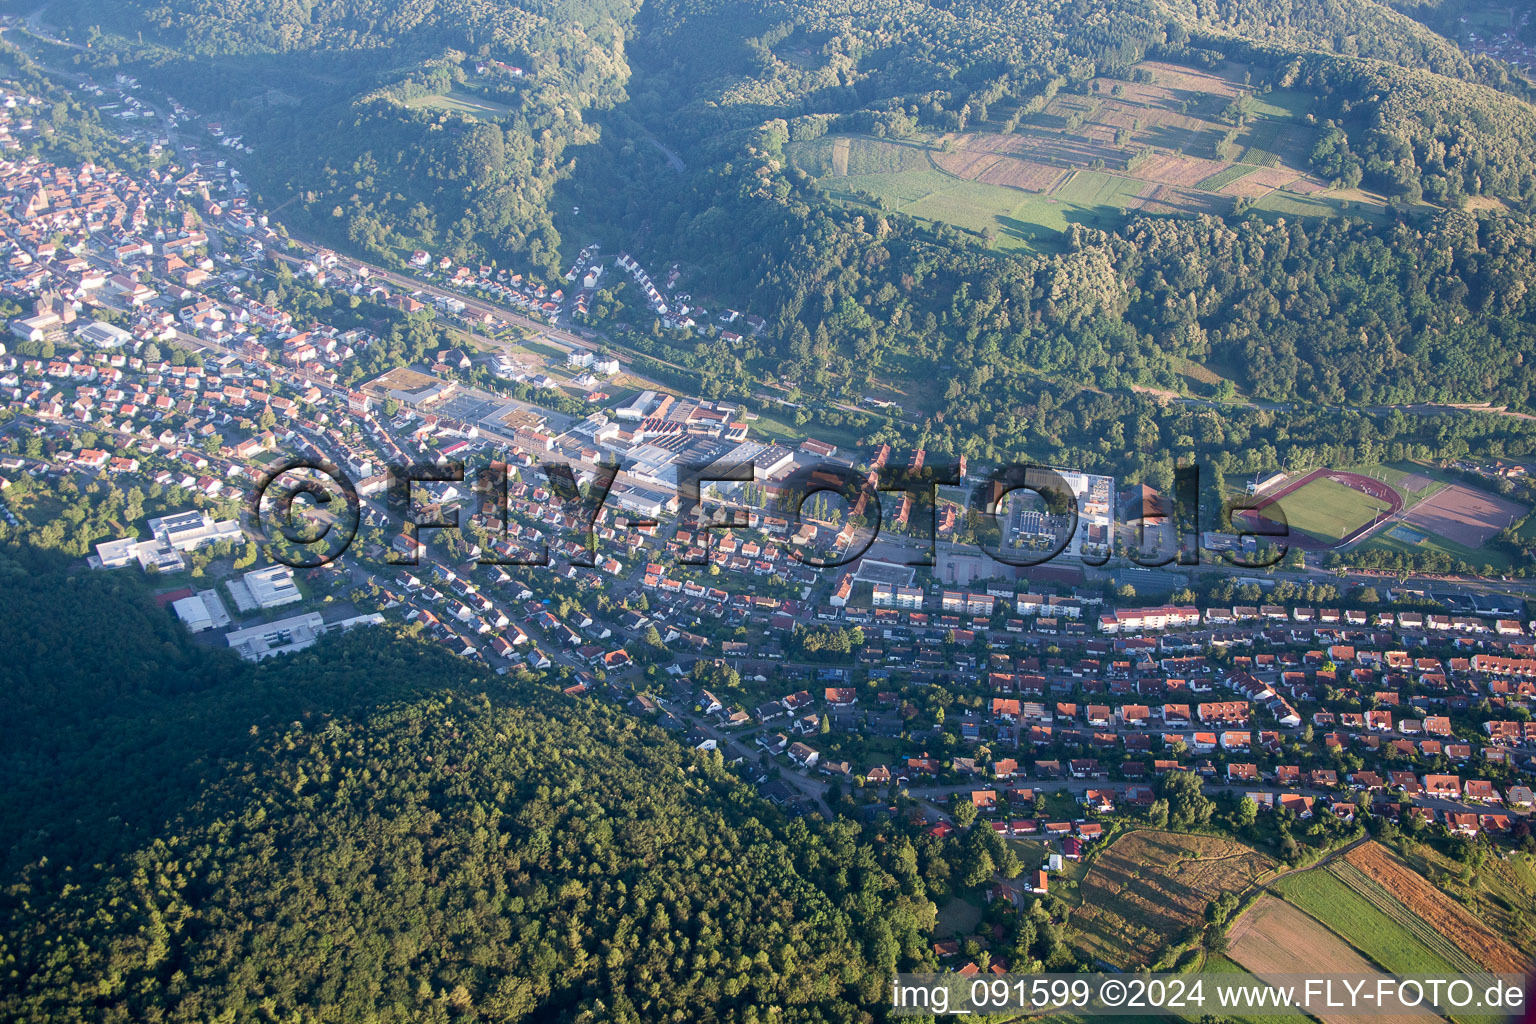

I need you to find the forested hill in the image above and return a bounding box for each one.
[50,0,637,57]
[0,552,935,1024]
[635,0,1513,141]
[39,0,1534,278]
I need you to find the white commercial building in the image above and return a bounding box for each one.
[228,564,302,612]
[149,510,242,551]
[172,590,232,632]
[75,321,133,349]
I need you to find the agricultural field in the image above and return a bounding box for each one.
[1270,863,1478,975]
[1340,844,1528,973]
[1068,830,1277,968]
[1199,954,1317,1024]
[788,135,1166,249]
[1226,896,1444,1024]
[1387,841,1536,961]
[1196,165,1255,191]
[1221,165,1306,199]
[787,59,1382,249]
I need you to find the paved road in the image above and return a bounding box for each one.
[647,136,686,173]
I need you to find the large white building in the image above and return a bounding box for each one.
[225,612,327,660]
[616,389,660,421]
[75,321,133,349]
[149,510,243,551]
[92,510,243,572]
[172,590,232,632]
[228,564,302,612]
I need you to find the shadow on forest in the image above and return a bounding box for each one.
[0,545,472,882]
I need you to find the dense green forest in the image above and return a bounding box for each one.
[0,549,935,1023]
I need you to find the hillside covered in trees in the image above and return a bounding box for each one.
[0,550,935,1023]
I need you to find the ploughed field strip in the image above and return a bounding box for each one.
[1226,896,1446,1024]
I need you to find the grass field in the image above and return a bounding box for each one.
[1247,89,1314,120]
[1260,477,1393,542]
[513,337,566,360]
[1200,954,1313,1024]
[935,895,984,938]
[1252,188,1390,224]
[1358,525,1514,570]
[1069,830,1277,968]
[749,406,867,452]
[403,87,513,120]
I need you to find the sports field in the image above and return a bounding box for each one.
[1257,476,1394,543]
[1403,483,1526,547]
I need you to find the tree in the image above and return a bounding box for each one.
[1160,770,1213,828]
